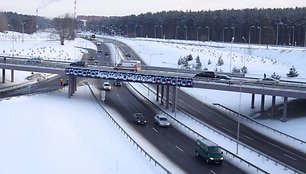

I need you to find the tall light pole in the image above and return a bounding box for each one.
[154,25,159,38]
[248,26,254,44]
[236,81,243,154]
[175,26,180,39]
[276,21,283,45]
[125,25,128,37]
[21,21,26,42]
[257,26,262,44]
[160,25,163,39]
[140,25,143,37]
[196,27,201,41]
[222,27,227,42]
[229,37,234,73]
[292,26,295,46]
[206,26,210,41]
[242,37,246,67]
[231,26,235,40]
[184,26,188,40]
[134,24,138,37]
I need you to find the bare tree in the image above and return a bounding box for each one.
[0,12,8,32]
[53,14,75,45]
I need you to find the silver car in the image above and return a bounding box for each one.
[154,115,170,127]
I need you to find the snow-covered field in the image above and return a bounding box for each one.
[0,31,305,173]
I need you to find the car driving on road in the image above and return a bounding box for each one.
[70,61,87,67]
[133,113,147,125]
[154,114,170,127]
[103,81,112,91]
[194,71,216,78]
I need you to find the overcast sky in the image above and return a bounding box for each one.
[1,0,306,18]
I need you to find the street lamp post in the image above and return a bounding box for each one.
[154,25,159,38]
[222,27,227,42]
[160,25,163,39]
[206,26,210,41]
[184,26,188,40]
[276,22,283,45]
[236,81,243,154]
[257,27,262,44]
[229,37,234,73]
[196,27,201,41]
[242,37,246,67]
[248,26,254,44]
[175,26,180,39]
[292,26,295,46]
[231,26,235,39]
[125,25,128,37]
[21,21,26,42]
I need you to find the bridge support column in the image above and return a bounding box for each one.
[156,84,159,101]
[271,96,276,116]
[2,69,5,83]
[160,85,164,105]
[73,77,77,93]
[172,86,176,113]
[251,93,255,108]
[260,95,265,114]
[166,85,170,109]
[281,97,288,122]
[11,70,14,82]
[68,76,73,98]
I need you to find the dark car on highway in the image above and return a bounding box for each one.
[195,71,216,78]
[70,61,87,67]
[133,113,147,125]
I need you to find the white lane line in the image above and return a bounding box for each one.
[152,128,158,133]
[244,135,254,141]
[210,170,217,174]
[176,145,184,152]
[283,153,297,161]
[216,120,223,125]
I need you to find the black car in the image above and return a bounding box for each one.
[104,51,109,56]
[133,113,147,125]
[114,80,122,86]
[70,61,87,67]
[195,71,216,78]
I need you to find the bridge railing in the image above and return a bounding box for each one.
[128,82,304,174]
[86,83,172,174]
[213,103,306,145]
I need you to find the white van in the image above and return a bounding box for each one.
[114,60,141,71]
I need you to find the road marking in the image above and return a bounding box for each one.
[210,170,217,174]
[176,145,184,152]
[216,120,223,125]
[283,154,297,161]
[244,135,254,141]
[152,128,158,133]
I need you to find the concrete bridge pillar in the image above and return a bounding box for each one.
[251,93,255,108]
[156,84,159,101]
[261,95,265,114]
[281,97,288,122]
[172,86,176,113]
[160,85,164,105]
[11,70,14,82]
[2,69,5,83]
[271,96,276,116]
[166,85,170,109]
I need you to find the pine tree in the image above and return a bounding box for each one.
[287,66,299,77]
[195,56,202,70]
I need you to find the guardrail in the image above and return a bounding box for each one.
[127,83,271,174]
[213,103,306,145]
[85,83,172,174]
[141,84,304,174]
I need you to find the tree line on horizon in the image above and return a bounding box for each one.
[1,8,306,46]
[85,7,306,46]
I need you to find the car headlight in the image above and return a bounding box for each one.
[210,158,214,160]
[220,157,224,160]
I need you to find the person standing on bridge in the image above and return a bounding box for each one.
[60,78,64,86]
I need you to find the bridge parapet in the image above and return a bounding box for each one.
[65,67,193,87]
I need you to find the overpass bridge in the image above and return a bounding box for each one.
[1,55,306,121]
